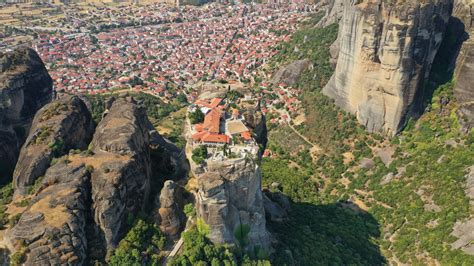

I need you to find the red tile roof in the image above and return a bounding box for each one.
[241,131,252,140]
[195,124,204,132]
[195,98,222,109]
[192,132,230,144]
[202,133,230,144]
[202,108,221,134]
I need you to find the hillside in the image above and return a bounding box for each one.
[261,6,474,265]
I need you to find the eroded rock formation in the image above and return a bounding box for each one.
[87,97,152,254]
[242,104,267,147]
[13,95,94,195]
[453,0,474,132]
[454,0,473,28]
[7,96,156,262]
[154,180,184,237]
[272,59,311,87]
[9,161,91,265]
[195,158,271,251]
[316,0,345,28]
[0,48,52,180]
[323,0,454,135]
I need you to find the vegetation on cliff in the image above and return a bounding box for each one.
[109,218,166,265]
[262,16,474,265]
[169,223,271,266]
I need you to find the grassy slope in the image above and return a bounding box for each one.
[263,18,474,265]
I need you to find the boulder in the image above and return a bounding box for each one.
[262,191,288,222]
[155,180,184,237]
[316,0,345,28]
[271,59,310,87]
[13,95,94,195]
[360,158,375,170]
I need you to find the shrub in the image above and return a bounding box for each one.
[10,247,27,266]
[192,146,208,164]
[109,218,166,265]
[9,213,22,227]
[189,109,204,124]
[184,203,196,218]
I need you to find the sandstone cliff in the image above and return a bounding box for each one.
[194,158,271,251]
[453,0,474,132]
[9,161,91,265]
[323,0,454,135]
[87,97,152,255]
[0,48,52,181]
[13,95,94,195]
[316,0,345,28]
[7,97,156,262]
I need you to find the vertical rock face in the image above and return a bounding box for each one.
[453,0,474,132]
[13,95,95,195]
[10,161,91,265]
[8,97,157,263]
[316,0,345,28]
[323,0,454,135]
[243,105,267,147]
[195,158,271,251]
[0,48,53,180]
[88,98,151,254]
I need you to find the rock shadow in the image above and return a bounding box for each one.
[268,201,386,265]
[417,17,470,112]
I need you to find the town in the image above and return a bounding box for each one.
[1,2,314,102]
[1,1,311,146]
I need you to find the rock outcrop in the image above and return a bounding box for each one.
[271,59,311,87]
[243,104,267,147]
[8,97,155,262]
[154,180,184,237]
[195,158,271,251]
[0,48,52,180]
[316,0,345,28]
[87,97,152,254]
[263,190,290,222]
[9,160,91,265]
[13,95,94,195]
[322,0,454,135]
[454,0,473,29]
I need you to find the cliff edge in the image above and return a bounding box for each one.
[0,48,53,181]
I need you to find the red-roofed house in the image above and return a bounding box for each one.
[195,98,223,109]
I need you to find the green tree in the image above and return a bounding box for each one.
[109,218,166,265]
[189,109,205,124]
[192,146,208,164]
